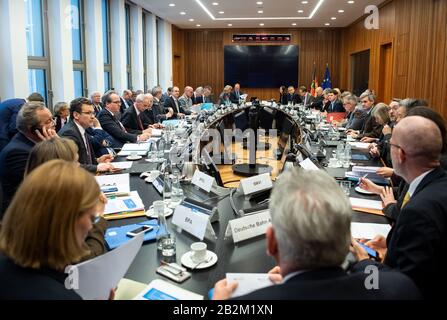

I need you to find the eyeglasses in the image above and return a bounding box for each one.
[80,111,95,116]
[390,142,404,152]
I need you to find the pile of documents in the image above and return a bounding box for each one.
[118,143,151,156]
[345,166,389,185]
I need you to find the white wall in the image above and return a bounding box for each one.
[130,5,144,91]
[0,0,29,101]
[145,13,158,90]
[110,0,127,95]
[157,19,173,91]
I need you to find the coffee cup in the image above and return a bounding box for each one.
[190,242,207,263]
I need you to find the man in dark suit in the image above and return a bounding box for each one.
[323,89,345,113]
[286,86,301,105]
[0,98,26,152]
[351,116,447,299]
[229,83,244,104]
[192,87,205,105]
[203,85,214,103]
[298,86,315,107]
[119,90,133,115]
[160,87,172,105]
[98,92,151,148]
[164,86,188,118]
[59,97,116,173]
[0,102,57,215]
[342,94,367,131]
[149,86,174,123]
[348,92,383,139]
[90,91,103,116]
[309,87,324,111]
[212,169,420,300]
[121,94,159,135]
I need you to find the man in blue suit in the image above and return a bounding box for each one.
[0,102,57,216]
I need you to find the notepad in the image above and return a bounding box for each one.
[350,197,383,210]
[226,273,273,298]
[96,173,130,196]
[103,191,145,215]
[351,222,392,240]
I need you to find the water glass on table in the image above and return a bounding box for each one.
[339,181,351,196]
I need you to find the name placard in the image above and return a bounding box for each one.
[172,203,211,241]
[227,210,272,244]
[239,173,272,196]
[191,170,215,193]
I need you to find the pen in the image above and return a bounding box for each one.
[357,174,368,186]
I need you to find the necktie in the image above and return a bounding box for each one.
[401,191,411,209]
[137,113,144,131]
[174,99,179,112]
[84,132,94,165]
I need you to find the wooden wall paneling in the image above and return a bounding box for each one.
[172,26,186,91]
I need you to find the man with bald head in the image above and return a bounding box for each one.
[351,116,447,299]
[121,94,155,135]
[178,86,194,115]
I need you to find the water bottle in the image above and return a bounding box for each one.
[156,206,170,250]
[158,134,166,158]
[163,172,172,206]
[171,171,184,205]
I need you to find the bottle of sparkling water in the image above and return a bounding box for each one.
[156,207,170,250]
[163,171,172,206]
[171,171,184,205]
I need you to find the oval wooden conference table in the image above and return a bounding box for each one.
[107,113,389,299]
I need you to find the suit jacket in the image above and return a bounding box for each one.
[97,109,138,148]
[279,93,288,105]
[119,97,133,115]
[178,96,193,115]
[58,121,98,173]
[286,93,301,105]
[358,105,383,138]
[93,103,103,116]
[233,268,420,300]
[54,116,68,133]
[151,99,167,123]
[345,108,367,131]
[192,93,205,105]
[0,254,81,300]
[324,100,345,113]
[352,167,447,299]
[230,90,244,104]
[310,95,324,111]
[301,93,315,107]
[0,132,35,215]
[0,99,26,152]
[164,96,188,118]
[121,105,151,135]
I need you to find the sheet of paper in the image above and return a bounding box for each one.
[350,197,383,210]
[226,273,273,298]
[104,191,145,215]
[348,142,370,150]
[95,173,130,196]
[351,222,392,240]
[134,279,203,300]
[299,158,320,171]
[71,233,144,300]
[111,162,133,170]
[121,143,150,152]
[151,129,162,137]
[352,166,380,173]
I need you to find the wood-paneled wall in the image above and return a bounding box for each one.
[172,27,341,101]
[173,0,447,118]
[339,0,447,118]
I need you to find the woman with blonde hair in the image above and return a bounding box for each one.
[0,160,101,299]
[23,138,108,261]
[53,102,70,132]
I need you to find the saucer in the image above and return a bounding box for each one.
[145,207,174,219]
[355,186,374,195]
[127,155,142,161]
[181,251,218,270]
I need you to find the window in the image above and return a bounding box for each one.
[143,12,147,93]
[125,3,132,90]
[102,0,112,91]
[156,17,161,86]
[25,0,52,106]
[71,0,87,97]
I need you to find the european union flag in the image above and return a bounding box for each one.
[322,64,332,90]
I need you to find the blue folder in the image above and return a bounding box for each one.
[105,220,159,250]
[162,120,180,127]
[201,103,214,111]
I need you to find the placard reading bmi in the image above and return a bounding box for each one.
[232,34,291,43]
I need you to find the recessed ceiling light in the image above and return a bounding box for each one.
[212,2,219,5]
[219,11,224,14]
[228,23,233,26]
[196,24,201,27]
[256,1,263,4]
[292,23,297,26]
[338,9,344,13]
[301,1,308,4]
[180,12,186,15]
[297,10,304,13]
[259,23,264,26]
[331,17,337,20]
[258,10,263,13]
[168,3,175,7]
[325,23,330,26]
[189,18,194,21]
[348,0,354,3]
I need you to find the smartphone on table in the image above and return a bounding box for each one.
[126,225,153,237]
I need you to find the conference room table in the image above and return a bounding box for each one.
[107,143,389,299]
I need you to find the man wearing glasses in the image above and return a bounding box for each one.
[59,97,117,174]
[347,91,382,140]
[97,92,151,148]
[121,93,161,135]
